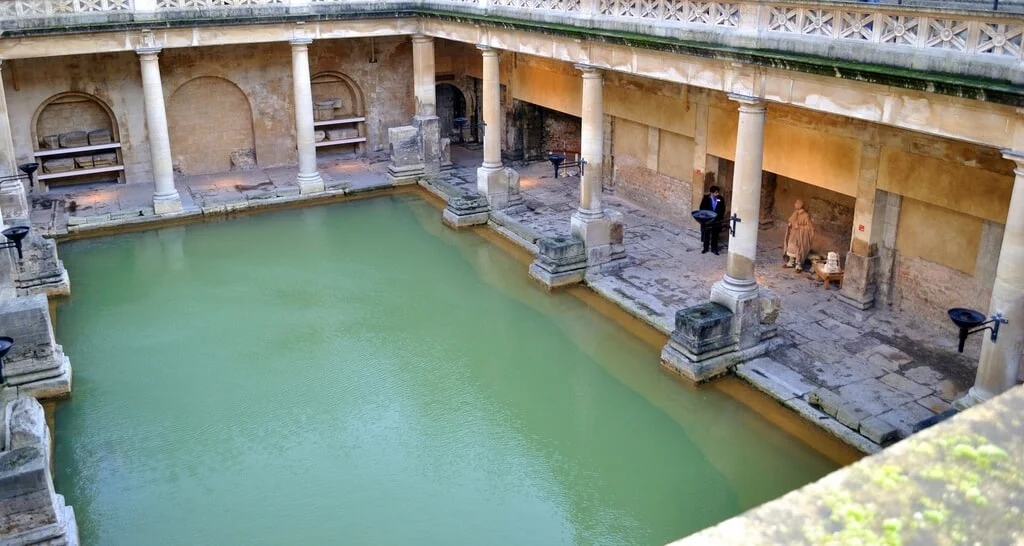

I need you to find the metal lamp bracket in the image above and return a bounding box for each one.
[969,312,1009,342]
[729,213,741,237]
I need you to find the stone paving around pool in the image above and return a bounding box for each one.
[29,147,987,454]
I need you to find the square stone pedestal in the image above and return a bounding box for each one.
[838,250,879,310]
[414,115,442,175]
[0,397,80,545]
[13,230,71,298]
[0,179,30,222]
[296,172,325,195]
[387,125,425,185]
[477,166,525,212]
[528,235,588,289]
[0,294,72,401]
[442,193,491,229]
[660,303,738,382]
[662,283,781,382]
[152,192,183,215]
[569,210,625,269]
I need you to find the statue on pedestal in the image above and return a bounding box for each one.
[783,199,815,272]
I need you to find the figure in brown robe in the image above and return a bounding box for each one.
[784,200,814,272]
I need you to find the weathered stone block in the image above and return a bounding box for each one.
[13,230,70,298]
[529,235,588,289]
[5,398,48,451]
[808,387,844,418]
[0,398,79,545]
[838,250,879,310]
[536,236,586,266]
[758,286,781,324]
[859,415,898,444]
[670,302,734,355]
[835,403,872,430]
[387,126,424,184]
[0,295,71,399]
[442,192,491,229]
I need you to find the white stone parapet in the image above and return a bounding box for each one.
[1,0,1019,85]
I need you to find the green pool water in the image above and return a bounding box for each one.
[54,194,837,546]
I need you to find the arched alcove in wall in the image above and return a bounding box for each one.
[168,76,256,176]
[33,92,118,146]
[436,83,467,143]
[310,71,365,117]
[31,92,124,186]
[310,71,367,155]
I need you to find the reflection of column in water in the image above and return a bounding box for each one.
[156,226,187,271]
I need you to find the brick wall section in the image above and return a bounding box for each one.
[542,110,580,154]
[167,76,255,176]
[614,155,693,222]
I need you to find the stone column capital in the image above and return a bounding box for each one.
[136,45,162,58]
[575,63,603,78]
[412,34,433,44]
[1002,149,1024,175]
[728,93,765,113]
[290,37,313,47]
[477,44,498,56]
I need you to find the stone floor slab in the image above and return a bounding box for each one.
[837,378,916,416]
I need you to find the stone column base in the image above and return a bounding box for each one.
[953,386,993,410]
[710,278,775,350]
[661,338,774,383]
[14,231,71,298]
[0,398,80,545]
[442,193,491,229]
[297,172,325,195]
[0,295,73,401]
[477,166,526,212]
[838,250,879,310]
[153,192,183,215]
[570,209,626,269]
[528,235,588,289]
[0,179,30,222]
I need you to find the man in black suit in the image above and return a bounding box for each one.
[699,186,726,255]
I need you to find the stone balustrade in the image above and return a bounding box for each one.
[0,0,1020,84]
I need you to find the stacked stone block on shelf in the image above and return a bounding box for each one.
[0,294,71,403]
[0,397,79,546]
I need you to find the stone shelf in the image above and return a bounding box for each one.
[37,164,124,181]
[313,116,365,127]
[33,142,122,157]
[315,137,367,148]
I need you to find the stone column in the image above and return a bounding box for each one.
[290,37,324,194]
[412,34,436,117]
[837,143,885,310]
[138,46,183,215]
[412,35,441,173]
[576,64,604,218]
[478,46,502,171]
[476,45,519,210]
[710,95,766,349]
[957,150,1024,408]
[569,64,623,267]
[0,62,29,222]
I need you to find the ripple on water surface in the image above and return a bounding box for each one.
[54,195,837,546]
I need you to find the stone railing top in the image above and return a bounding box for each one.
[0,0,1020,89]
[668,384,1024,545]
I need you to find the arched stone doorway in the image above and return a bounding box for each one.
[436,83,467,143]
[167,76,256,176]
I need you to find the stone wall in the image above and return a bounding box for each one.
[772,175,854,257]
[3,37,413,187]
